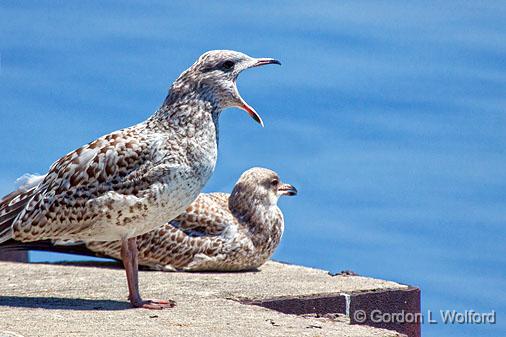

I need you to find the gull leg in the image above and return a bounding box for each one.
[121,237,175,309]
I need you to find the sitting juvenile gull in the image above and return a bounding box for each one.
[6,168,297,271]
[0,50,280,309]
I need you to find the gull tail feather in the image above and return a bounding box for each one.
[0,187,37,245]
[0,226,12,244]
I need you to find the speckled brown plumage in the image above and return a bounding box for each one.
[84,167,297,271]
[0,50,281,309]
[8,168,297,271]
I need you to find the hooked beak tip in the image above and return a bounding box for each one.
[253,58,282,67]
[279,184,297,196]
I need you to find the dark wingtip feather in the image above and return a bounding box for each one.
[0,239,107,259]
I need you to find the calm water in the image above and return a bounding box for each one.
[1,1,505,336]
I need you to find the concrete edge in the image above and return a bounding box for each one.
[0,251,28,263]
[241,286,420,337]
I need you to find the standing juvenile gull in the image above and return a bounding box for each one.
[7,168,297,271]
[0,50,280,309]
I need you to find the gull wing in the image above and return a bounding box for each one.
[169,192,232,236]
[10,127,155,241]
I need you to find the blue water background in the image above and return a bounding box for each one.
[0,2,505,336]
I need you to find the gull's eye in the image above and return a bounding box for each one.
[222,60,235,71]
[270,179,279,187]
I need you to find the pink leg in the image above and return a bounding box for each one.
[121,237,175,309]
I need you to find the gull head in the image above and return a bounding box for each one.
[171,50,281,127]
[230,167,297,209]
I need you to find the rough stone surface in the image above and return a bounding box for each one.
[0,261,405,337]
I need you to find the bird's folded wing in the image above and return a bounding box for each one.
[10,128,155,239]
[169,192,233,236]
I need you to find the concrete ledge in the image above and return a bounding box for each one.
[244,287,420,337]
[0,261,418,337]
[0,251,28,263]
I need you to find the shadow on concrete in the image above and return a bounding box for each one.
[41,261,123,269]
[184,268,260,274]
[32,261,261,273]
[0,296,130,311]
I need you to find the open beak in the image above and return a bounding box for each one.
[278,183,297,196]
[237,57,281,127]
[238,101,264,127]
